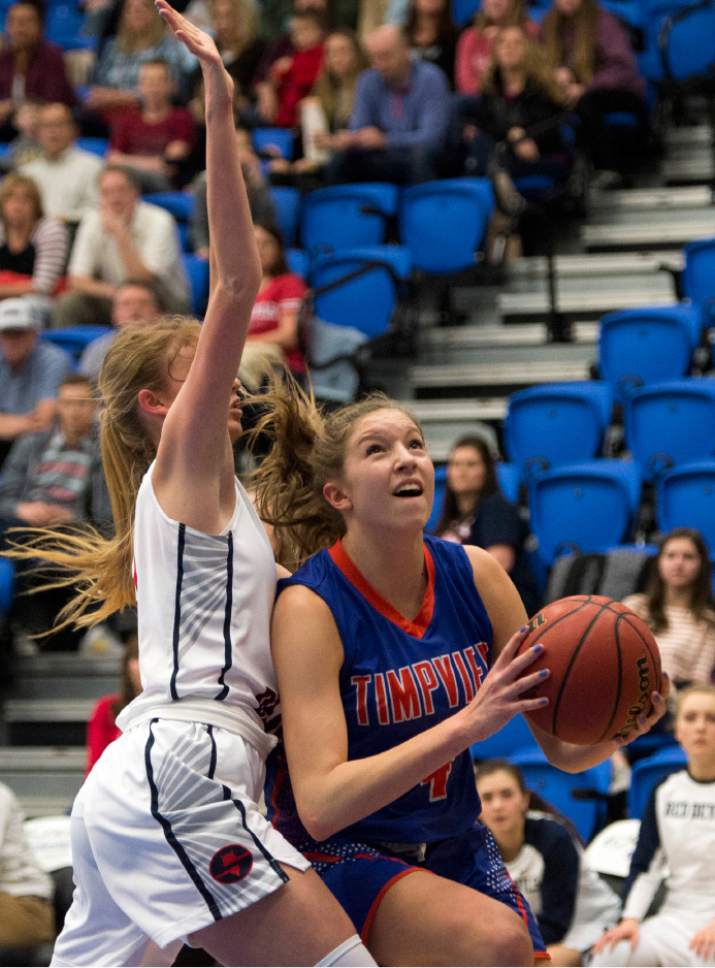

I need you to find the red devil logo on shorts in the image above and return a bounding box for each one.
[209,844,253,884]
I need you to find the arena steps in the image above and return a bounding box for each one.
[588,185,711,213]
[2,698,94,746]
[409,357,592,400]
[0,747,84,816]
[581,207,715,251]
[11,653,120,700]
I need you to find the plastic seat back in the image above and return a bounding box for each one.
[310,246,409,339]
[625,379,715,481]
[426,464,447,533]
[301,184,397,257]
[453,0,480,23]
[143,191,194,222]
[182,254,209,317]
[471,715,539,761]
[683,236,715,328]
[529,460,641,566]
[251,127,295,160]
[505,382,612,477]
[627,747,687,819]
[599,306,700,402]
[270,186,301,247]
[660,0,715,82]
[511,748,611,842]
[399,178,493,274]
[657,460,715,549]
[41,326,112,362]
[496,462,521,504]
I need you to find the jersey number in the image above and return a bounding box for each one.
[421,761,453,801]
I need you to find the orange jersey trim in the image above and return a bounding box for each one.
[328,540,436,640]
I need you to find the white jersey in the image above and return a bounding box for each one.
[117,464,278,758]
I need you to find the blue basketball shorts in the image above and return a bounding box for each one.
[302,823,547,958]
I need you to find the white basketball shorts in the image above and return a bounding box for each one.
[52,718,310,967]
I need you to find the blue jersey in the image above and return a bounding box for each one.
[266,535,493,845]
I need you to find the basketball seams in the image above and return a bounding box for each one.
[596,614,626,743]
[620,613,662,696]
[549,601,614,736]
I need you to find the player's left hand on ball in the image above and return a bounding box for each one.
[612,672,670,747]
[689,918,715,961]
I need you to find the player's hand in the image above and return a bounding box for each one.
[611,672,670,748]
[689,918,715,961]
[592,918,640,953]
[155,1,222,71]
[462,626,550,743]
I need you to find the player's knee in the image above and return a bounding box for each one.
[448,906,533,966]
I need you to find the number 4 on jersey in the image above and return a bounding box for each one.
[421,760,453,801]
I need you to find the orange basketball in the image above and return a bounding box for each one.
[517,595,663,746]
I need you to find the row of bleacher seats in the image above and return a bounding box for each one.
[470,714,686,840]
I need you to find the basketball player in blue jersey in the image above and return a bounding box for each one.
[251,390,668,966]
[6,7,377,967]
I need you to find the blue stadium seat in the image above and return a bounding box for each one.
[598,305,701,402]
[251,127,295,161]
[182,254,209,318]
[529,460,641,566]
[286,248,309,278]
[659,0,715,83]
[511,748,611,842]
[505,382,613,479]
[399,178,493,274]
[270,186,301,246]
[45,0,96,49]
[0,559,14,617]
[41,326,111,362]
[627,746,687,819]
[624,379,715,481]
[310,246,410,339]
[656,460,715,550]
[143,191,194,223]
[76,137,109,158]
[496,462,521,505]
[683,236,715,328]
[452,0,480,24]
[426,464,447,533]
[471,715,539,762]
[300,183,398,257]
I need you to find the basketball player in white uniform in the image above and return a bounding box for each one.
[591,685,715,967]
[41,6,377,966]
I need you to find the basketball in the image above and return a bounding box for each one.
[517,595,663,746]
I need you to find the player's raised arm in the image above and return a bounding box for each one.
[152,1,261,525]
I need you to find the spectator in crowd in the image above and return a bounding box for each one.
[53,165,189,327]
[108,59,196,191]
[78,279,162,380]
[244,221,306,377]
[455,0,539,95]
[259,10,326,127]
[476,759,621,967]
[0,173,68,315]
[86,0,196,117]
[541,0,646,179]
[325,23,450,184]
[86,636,140,774]
[434,433,539,614]
[190,127,275,258]
[0,298,70,467]
[203,0,266,113]
[404,0,458,87]
[591,684,715,968]
[255,0,331,110]
[19,103,103,224]
[0,780,55,955]
[0,100,42,170]
[0,373,109,650]
[622,529,715,691]
[0,0,76,136]
[269,28,366,179]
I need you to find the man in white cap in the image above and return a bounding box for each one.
[0,297,71,467]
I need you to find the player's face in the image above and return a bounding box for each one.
[337,408,434,530]
[447,445,487,498]
[658,537,702,590]
[160,343,245,442]
[675,692,715,761]
[477,770,530,836]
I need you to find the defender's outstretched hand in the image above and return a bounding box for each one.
[155,1,225,75]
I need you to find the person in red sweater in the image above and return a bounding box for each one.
[265,10,326,128]
[108,58,195,190]
[455,0,539,95]
[85,636,140,774]
[246,222,307,376]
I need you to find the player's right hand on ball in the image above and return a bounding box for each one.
[592,918,640,952]
[463,627,549,743]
